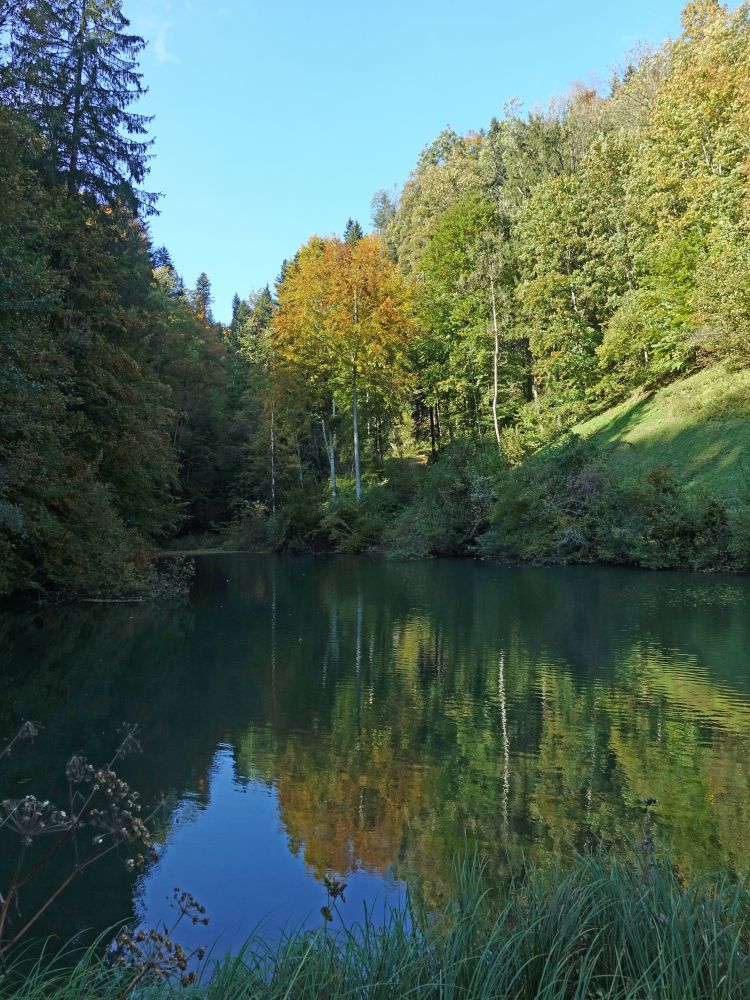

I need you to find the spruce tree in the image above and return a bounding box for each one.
[343,217,364,243]
[250,286,274,333]
[194,272,213,324]
[275,258,291,288]
[9,0,155,213]
[152,245,175,271]
[227,293,250,351]
[0,1,24,89]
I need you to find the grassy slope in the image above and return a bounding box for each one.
[575,363,750,499]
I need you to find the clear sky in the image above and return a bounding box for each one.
[124,0,686,322]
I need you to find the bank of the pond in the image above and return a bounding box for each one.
[187,364,744,574]
[4,853,750,1000]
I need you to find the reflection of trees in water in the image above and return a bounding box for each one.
[232,559,750,903]
[0,601,217,940]
[3,556,750,920]
[499,652,509,835]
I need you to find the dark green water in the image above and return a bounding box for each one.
[2,555,750,951]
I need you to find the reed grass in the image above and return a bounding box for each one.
[2,852,749,999]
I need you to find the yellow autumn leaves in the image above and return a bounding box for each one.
[272,233,417,496]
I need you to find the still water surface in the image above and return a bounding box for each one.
[2,554,750,950]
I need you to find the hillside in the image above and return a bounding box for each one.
[576,365,750,501]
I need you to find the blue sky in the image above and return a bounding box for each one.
[124,0,686,322]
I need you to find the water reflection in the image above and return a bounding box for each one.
[1,555,750,944]
[133,746,405,952]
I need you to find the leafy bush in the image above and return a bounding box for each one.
[267,487,327,554]
[223,501,270,551]
[226,434,750,573]
[383,442,501,559]
[319,483,400,554]
[477,436,746,572]
[729,499,750,570]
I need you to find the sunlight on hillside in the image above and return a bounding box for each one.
[578,366,750,497]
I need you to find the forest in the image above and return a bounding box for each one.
[2,0,750,600]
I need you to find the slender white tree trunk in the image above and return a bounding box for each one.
[352,289,362,501]
[321,396,337,498]
[490,274,501,451]
[331,397,337,493]
[352,366,361,500]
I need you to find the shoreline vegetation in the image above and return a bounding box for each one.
[3,0,750,992]
[166,357,750,575]
[3,852,750,999]
[3,2,750,600]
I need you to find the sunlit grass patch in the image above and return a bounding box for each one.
[577,365,750,499]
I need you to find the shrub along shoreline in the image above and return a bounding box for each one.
[3,852,750,999]
[221,434,750,575]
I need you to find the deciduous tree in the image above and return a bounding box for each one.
[274,235,415,499]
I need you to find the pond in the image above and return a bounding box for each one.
[2,554,750,953]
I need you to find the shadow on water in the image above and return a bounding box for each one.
[2,555,750,950]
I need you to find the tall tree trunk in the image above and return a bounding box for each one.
[490,274,502,451]
[352,365,361,500]
[352,289,362,501]
[531,375,540,409]
[331,396,337,495]
[321,396,337,498]
[365,388,370,452]
[68,2,87,194]
[269,394,276,514]
[429,404,437,457]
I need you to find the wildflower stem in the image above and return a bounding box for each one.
[0,842,120,959]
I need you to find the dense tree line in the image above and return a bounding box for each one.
[374,0,750,453]
[249,0,750,567]
[0,1,238,596]
[2,0,749,598]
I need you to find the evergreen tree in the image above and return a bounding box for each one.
[0,1,24,88]
[152,246,186,300]
[228,293,250,352]
[248,286,274,334]
[275,258,291,292]
[193,272,213,324]
[151,245,174,270]
[343,218,364,243]
[9,0,155,212]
